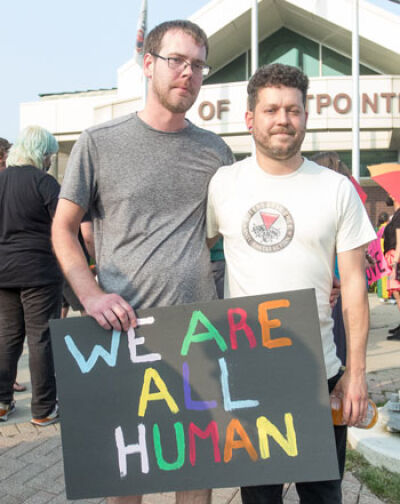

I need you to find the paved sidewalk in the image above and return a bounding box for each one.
[1,294,399,503]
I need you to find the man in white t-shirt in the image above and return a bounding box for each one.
[207,63,376,504]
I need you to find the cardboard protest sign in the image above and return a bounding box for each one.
[50,289,339,500]
[366,238,391,285]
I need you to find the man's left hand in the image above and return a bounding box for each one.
[331,369,368,427]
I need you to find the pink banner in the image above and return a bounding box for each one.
[366,238,391,285]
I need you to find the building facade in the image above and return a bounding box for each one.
[20,0,400,223]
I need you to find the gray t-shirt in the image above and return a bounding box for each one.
[60,113,234,309]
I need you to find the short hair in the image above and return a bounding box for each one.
[0,138,11,159]
[144,20,209,58]
[310,151,351,178]
[377,211,389,227]
[247,63,309,111]
[6,126,58,171]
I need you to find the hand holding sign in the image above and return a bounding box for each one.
[82,290,138,331]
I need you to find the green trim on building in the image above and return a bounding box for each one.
[205,27,379,84]
[258,28,319,76]
[206,53,247,84]
[322,46,378,76]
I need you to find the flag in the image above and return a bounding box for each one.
[135,0,147,66]
[349,176,368,204]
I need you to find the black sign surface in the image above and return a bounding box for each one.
[50,289,339,499]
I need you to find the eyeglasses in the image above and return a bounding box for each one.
[150,53,211,77]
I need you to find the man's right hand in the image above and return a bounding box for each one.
[82,292,137,332]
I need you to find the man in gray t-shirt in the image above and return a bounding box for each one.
[59,113,232,311]
[52,20,233,504]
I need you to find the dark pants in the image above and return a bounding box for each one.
[241,372,347,504]
[0,283,62,418]
[211,260,225,300]
[332,296,347,366]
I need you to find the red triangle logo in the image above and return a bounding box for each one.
[260,212,279,230]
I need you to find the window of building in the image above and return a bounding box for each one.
[205,27,379,84]
[205,53,247,84]
[322,46,378,76]
[258,28,320,77]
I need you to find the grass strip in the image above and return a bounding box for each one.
[346,447,400,503]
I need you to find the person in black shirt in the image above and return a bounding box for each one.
[0,126,62,424]
[384,196,400,340]
[0,136,27,392]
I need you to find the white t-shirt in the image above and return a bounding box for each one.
[207,156,376,379]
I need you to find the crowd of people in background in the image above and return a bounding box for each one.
[0,17,399,504]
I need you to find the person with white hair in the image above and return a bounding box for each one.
[0,126,62,426]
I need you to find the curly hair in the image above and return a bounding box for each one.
[247,63,309,111]
[144,20,209,58]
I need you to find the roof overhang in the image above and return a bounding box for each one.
[190,0,400,76]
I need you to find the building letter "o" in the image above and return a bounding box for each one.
[199,101,215,121]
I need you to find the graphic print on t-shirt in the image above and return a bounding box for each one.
[242,201,295,252]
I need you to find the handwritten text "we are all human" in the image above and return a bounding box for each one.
[63,299,299,479]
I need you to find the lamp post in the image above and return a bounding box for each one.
[352,0,360,182]
[251,0,258,156]
[251,0,258,75]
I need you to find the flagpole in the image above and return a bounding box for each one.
[135,0,148,108]
[142,0,148,107]
[251,0,258,156]
[352,0,360,182]
[251,0,258,75]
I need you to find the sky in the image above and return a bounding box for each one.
[1,0,399,142]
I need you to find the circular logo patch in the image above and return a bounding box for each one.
[242,202,295,253]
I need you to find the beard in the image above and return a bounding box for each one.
[153,80,198,114]
[254,127,306,161]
